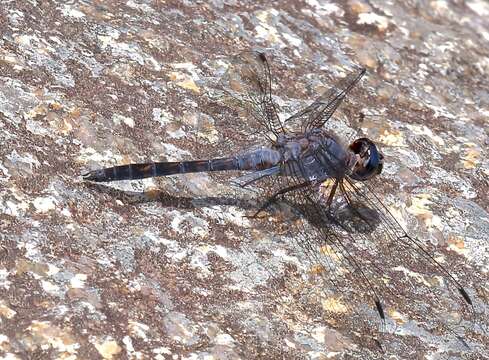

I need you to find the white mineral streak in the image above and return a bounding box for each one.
[395,148,423,168]
[41,280,60,295]
[60,4,85,18]
[170,210,209,238]
[214,333,236,346]
[144,231,188,261]
[60,207,72,217]
[69,273,87,289]
[171,62,200,75]
[284,338,296,348]
[152,346,172,356]
[311,326,328,344]
[7,150,40,169]
[255,9,283,46]
[305,0,344,16]
[1,187,29,217]
[6,8,24,27]
[467,0,489,16]
[122,335,134,353]
[2,353,21,360]
[76,147,124,164]
[1,200,20,217]
[0,334,10,351]
[25,119,51,136]
[0,79,36,125]
[128,0,155,12]
[271,248,301,267]
[128,320,149,339]
[0,269,11,290]
[160,143,192,161]
[405,124,445,146]
[282,32,302,47]
[1,51,21,65]
[392,266,439,288]
[32,196,57,213]
[98,30,120,50]
[127,278,142,292]
[152,108,172,126]
[0,162,10,181]
[46,263,60,276]
[166,127,185,139]
[227,249,271,290]
[110,42,145,66]
[357,12,390,32]
[428,167,477,199]
[14,34,38,47]
[387,204,408,230]
[201,206,251,227]
[112,114,135,128]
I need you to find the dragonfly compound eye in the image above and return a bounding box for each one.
[348,138,383,181]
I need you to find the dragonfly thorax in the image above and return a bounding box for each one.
[276,129,357,182]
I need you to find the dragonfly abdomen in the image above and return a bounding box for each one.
[83,148,282,182]
[83,157,242,182]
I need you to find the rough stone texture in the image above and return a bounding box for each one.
[1,0,489,359]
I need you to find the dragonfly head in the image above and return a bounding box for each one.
[348,138,384,181]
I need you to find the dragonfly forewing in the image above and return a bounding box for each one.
[285,67,366,132]
[218,51,284,138]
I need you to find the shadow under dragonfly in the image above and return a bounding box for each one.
[281,198,382,235]
[82,181,258,211]
[83,181,381,235]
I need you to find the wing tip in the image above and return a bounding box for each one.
[459,287,473,306]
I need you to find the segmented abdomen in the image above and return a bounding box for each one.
[83,158,240,182]
[82,148,282,182]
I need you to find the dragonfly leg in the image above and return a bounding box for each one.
[325,180,339,209]
[246,181,311,219]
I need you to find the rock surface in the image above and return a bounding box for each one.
[1,1,488,359]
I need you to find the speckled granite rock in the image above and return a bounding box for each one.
[1,1,488,359]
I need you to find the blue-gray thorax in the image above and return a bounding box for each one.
[275,129,355,182]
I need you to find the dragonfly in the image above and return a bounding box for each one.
[83,51,475,350]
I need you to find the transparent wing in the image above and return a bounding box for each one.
[285,67,365,131]
[339,177,473,305]
[326,178,474,340]
[285,180,387,316]
[246,158,475,347]
[247,169,387,346]
[218,51,285,138]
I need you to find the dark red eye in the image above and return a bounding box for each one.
[349,138,383,181]
[349,138,365,154]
